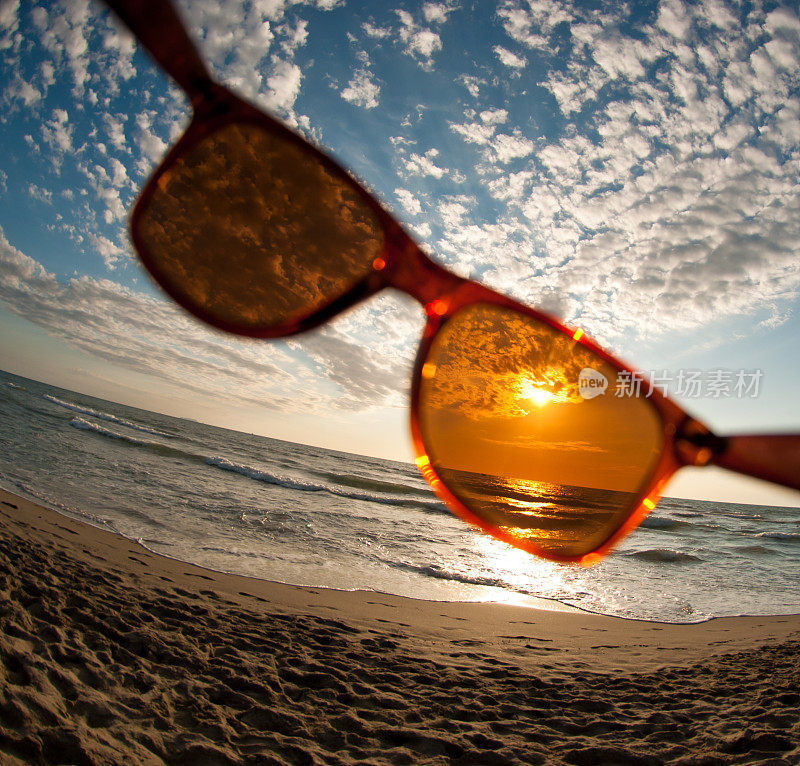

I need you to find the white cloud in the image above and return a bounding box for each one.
[657,0,691,41]
[490,132,536,163]
[134,111,168,175]
[0,0,19,37]
[86,232,126,268]
[340,69,380,109]
[28,183,52,204]
[419,0,800,345]
[765,7,800,37]
[33,0,92,96]
[278,18,308,54]
[493,45,526,69]
[450,120,496,145]
[103,113,128,152]
[395,188,423,216]
[39,108,73,162]
[497,0,570,49]
[404,148,448,179]
[265,58,302,111]
[422,3,456,25]
[480,108,508,125]
[450,108,508,145]
[363,21,391,39]
[458,75,483,99]
[408,28,441,59]
[394,7,445,67]
[9,77,41,106]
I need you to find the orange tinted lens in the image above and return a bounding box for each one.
[418,304,664,559]
[135,122,385,331]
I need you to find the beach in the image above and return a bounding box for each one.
[2,486,799,765]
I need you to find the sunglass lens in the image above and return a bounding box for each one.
[418,303,664,559]
[135,122,385,332]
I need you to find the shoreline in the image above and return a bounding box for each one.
[3,486,800,670]
[2,486,800,764]
[3,481,797,627]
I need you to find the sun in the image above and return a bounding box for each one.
[518,379,557,407]
[528,387,557,407]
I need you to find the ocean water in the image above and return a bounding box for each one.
[1,368,799,623]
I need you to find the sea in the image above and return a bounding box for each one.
[2,367,799,624]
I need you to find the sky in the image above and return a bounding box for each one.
[1,0,799,506]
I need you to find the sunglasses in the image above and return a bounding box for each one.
[106,0,800,565]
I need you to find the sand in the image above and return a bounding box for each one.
[1,487,799,765]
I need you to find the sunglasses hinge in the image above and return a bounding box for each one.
[674,418,729,466]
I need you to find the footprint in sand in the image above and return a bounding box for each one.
[238,591,268,603]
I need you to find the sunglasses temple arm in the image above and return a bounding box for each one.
[710,433,800,492]
[103,0,213,103]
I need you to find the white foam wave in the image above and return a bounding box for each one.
[70,416,151,445]
[755,531,800,542]
[45,394,171,437]
[206,456,445,512]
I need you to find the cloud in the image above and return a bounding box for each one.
[496,0,570,49]
[404,148,448,179]
[340,68,380,109]
[363,21,391,39]
[393,6,453,68]
[422,3,456,25]
[4,0,800,418]
[450,120,496,145]
[458,75,484,99]
[490,132,536,163]
[394,188,423,216]
[480,108,508,125]
[657,0,691,41]
[0,0,20,39]
[27,183,52,204]
[493,45,526,69]
[0,226,416,412]
[32,0,92,96]
[264,58,303,111]
[134,111,168,175]
[452,0,799,346]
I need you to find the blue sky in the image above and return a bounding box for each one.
[1,0,799,505]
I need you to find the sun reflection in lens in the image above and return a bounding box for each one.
[516,373,572,410]
[523,383,556,407]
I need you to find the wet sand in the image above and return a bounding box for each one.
[1,486,799,764]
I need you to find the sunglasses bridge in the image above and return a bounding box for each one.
[380,227,472,321]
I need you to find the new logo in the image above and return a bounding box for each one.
[578,368,608,400]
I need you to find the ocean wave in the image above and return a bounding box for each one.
[311,469,432,499]
[206,456,447,513]
[388,560,513,590]
[45,394,172,437]
[733,544,776,555]
[627,548,701,564]
[755,531,800,542]
[640,516,685,530]
[69,417,201,464]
